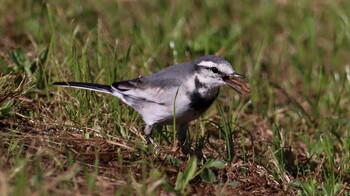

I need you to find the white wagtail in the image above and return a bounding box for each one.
[53,55,250,147]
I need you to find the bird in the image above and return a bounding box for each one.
[53,55,250,147]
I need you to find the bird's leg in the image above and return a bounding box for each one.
[176,124,194,154]
[176,124,188,145]
[144,124,158,148]
[177,124,195,155]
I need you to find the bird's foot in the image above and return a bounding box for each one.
[146,136,160,154]
[181,143,195,155]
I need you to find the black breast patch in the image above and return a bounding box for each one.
[188,89,219,113]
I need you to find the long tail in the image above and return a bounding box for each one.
[53,82,112,94]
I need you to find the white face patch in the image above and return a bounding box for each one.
[197,61,235,75]
[219,63,235,75]
[197,61,217,68]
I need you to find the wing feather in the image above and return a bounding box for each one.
[111,61,194,105]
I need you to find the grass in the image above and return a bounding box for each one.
[1,0,350,194]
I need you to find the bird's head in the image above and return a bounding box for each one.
[193,55,250,95]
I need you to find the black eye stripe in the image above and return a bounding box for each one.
[196,64,223,74]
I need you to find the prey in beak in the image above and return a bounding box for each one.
[223,72,251,95]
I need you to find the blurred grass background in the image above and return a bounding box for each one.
[0,0,349,195]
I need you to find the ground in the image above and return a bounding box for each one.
[0,0,350,195]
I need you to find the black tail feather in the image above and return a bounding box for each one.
[53,82,112,94]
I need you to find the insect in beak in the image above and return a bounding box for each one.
[223,72,251,95]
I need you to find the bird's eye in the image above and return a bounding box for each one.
[211,67,219,73]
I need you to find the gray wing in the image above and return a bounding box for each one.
[142,61,195,87]
[111,61,194,104]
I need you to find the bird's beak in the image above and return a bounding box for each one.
[223,72,251,95]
